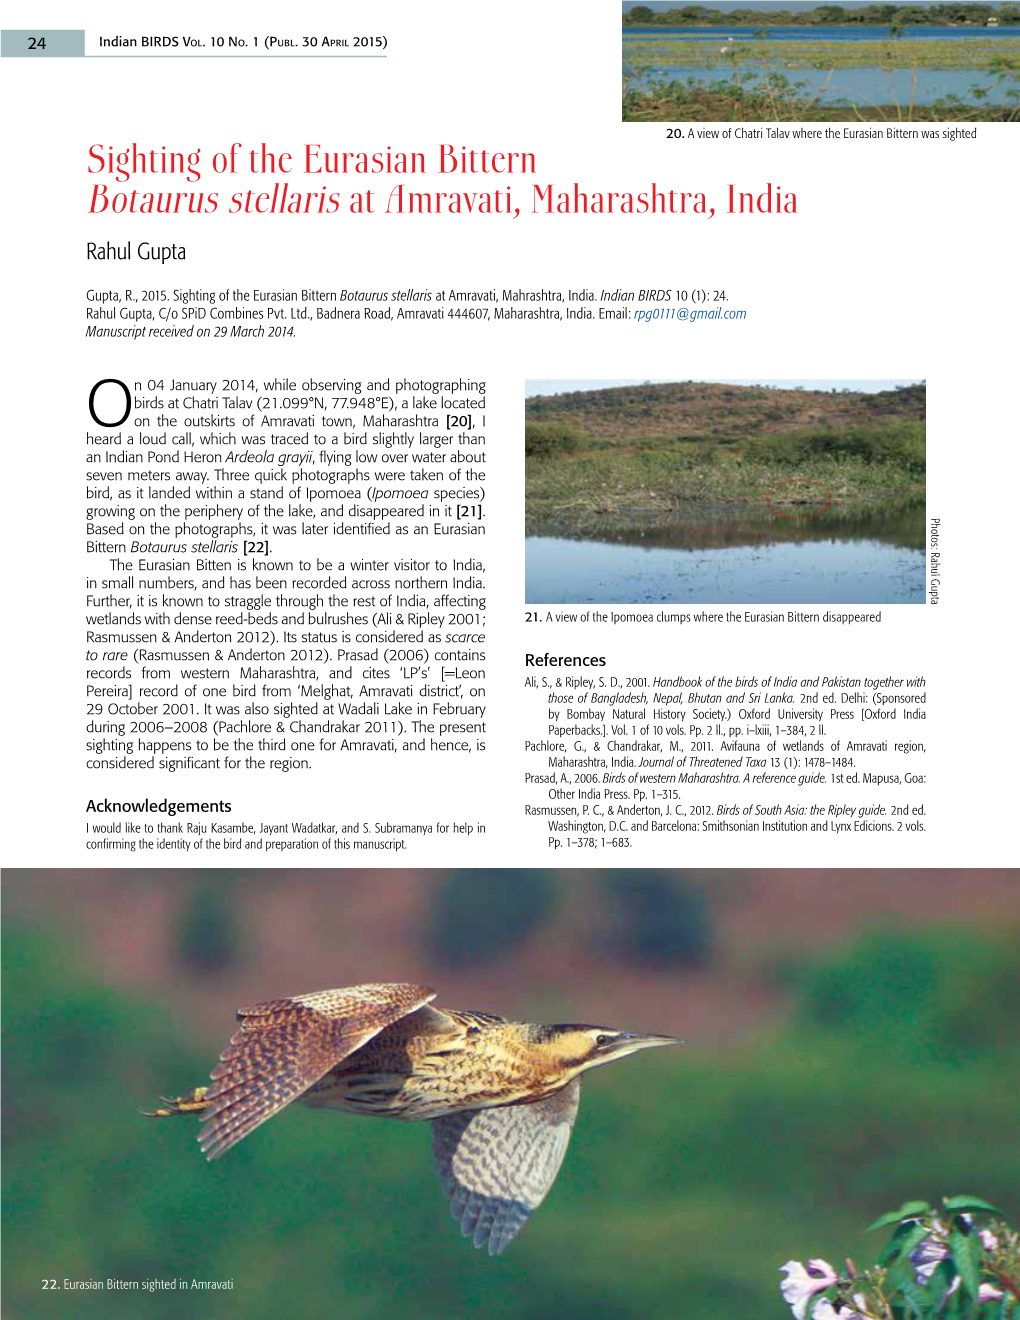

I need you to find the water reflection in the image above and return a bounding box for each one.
[524,502,926,604]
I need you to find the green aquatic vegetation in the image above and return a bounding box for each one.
[622,69,846,121]
[624,37,1019,70]
[525,424,925,538]
[622,67,1019,120]
[751,423,926,474]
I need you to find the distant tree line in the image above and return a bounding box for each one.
[426,870,715,969]
[624,4,1018,25]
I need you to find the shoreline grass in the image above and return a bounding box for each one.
[624,37,1018,69]
[525,428,925,538]
[622,69,1019,120]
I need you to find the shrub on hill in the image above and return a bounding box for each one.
[525,420,584,458]
[750,421,925,473]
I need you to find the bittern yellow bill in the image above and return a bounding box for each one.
[146,981,683,1255]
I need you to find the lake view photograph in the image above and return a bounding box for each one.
[524,378,926,605]
[622,2,1020,121]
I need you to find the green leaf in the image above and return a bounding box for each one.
[881,1221,932,1268]
[886,1254,919,1296]
[898,1279,931,1319]
[950,1224,981,1301]
[925,1259,957,1307]
[943,1196,1005,1218]
[869,1201,932,1231]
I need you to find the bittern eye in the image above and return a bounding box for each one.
[595,1034,613,1048]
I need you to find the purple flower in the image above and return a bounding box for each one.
[910,1219,949,1284]
[812,1304,844,1320]
[780,1260,838,1320]
[804,1293,877,1320]
[909,1221,1005,1306]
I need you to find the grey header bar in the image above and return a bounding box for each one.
[2,29,85,57]
[1,29,384,58]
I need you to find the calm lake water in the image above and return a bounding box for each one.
[525,507,926,605]
[624,62,1014,104]
[623,24,1020,40]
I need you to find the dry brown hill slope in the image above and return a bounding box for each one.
[525,381,926,442]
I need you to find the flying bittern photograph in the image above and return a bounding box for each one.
[145,981,683,1256]
[3,868,1020,1320]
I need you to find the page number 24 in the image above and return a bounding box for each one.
[27,36,47,49]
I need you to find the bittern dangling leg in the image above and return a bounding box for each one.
[144,1086,209,1118]
[146,982,683,1255]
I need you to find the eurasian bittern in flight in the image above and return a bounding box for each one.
[147,982,683,1255]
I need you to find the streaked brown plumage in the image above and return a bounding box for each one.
[147,982,682,1255]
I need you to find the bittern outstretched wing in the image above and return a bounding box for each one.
[198,982,435,1158]
[432,1078,581,1255]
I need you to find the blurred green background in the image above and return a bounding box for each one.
[3,868,1019,1320]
